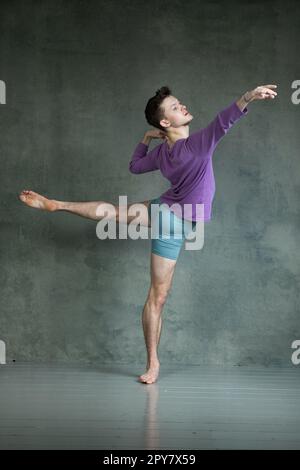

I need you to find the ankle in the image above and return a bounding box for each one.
[148,359,160,368]
[52,200,63,211]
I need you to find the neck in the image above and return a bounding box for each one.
[165,125,189,147]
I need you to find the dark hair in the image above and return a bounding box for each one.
[144,86,172,131]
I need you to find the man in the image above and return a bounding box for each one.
[19,84,277,384]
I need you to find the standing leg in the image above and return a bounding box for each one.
[146,304,162,370]
[139,253,177,384]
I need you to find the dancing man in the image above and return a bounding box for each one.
[19,84,277,384]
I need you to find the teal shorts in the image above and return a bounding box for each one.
[148,197,197,260]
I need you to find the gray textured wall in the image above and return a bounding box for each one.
[0,0,299,366]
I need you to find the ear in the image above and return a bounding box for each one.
[159,119,170,129]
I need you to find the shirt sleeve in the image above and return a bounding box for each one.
[129,142,161,174]
[186,100,249,156]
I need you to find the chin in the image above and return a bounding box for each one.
[182,115,193,126]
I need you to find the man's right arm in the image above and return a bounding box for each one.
[129,131,163,174]
[141,134,152,146]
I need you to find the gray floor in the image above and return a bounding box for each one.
[0,362,299,450]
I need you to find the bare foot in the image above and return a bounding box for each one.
[139,361,160,384]
[19,190,58,212]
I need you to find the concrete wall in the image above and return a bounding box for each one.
[0,0,299,366]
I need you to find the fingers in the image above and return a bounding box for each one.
[262,85,278,97]
[258,86,277,99]
[265,88,277,97]
[261,86,277,93]
[262,89,276,94]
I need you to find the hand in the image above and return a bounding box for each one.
[145,129,167,140]
[246,84,278,102]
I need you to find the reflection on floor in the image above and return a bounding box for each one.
[0,362,299,449]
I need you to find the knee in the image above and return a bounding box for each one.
[96,202,117,221]
[149,287,169,309]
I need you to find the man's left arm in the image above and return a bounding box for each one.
[236,84,277,111]
[186,84,278,156]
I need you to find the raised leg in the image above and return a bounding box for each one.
[18,190,151,226]
[139,252,178,384]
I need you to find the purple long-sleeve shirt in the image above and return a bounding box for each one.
[129,100,248,222]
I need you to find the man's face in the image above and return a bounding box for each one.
[160,95,193,129]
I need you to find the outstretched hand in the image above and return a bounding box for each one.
[246,84,278,102]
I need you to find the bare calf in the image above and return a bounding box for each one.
[19,190,150,226]
[139,253,177,384]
